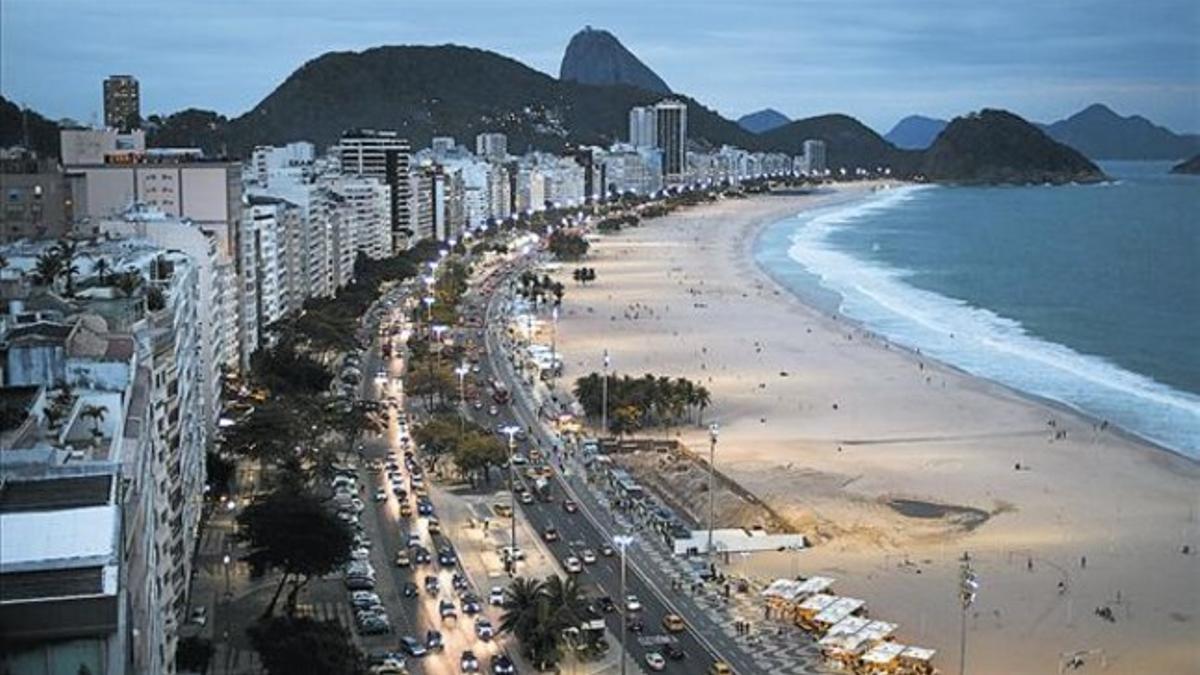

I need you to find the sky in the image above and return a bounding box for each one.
[2,0,1198,135]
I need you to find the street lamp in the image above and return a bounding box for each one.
[454,362,470,434]
[501,424,522,571]
[423,295,435,324]
[613,534,635,675]
[550,306,558,379]
[222,552,232,598]
[601,349,610,437]
[707,422,719,559]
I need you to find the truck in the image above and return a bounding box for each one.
[533,477,553,502]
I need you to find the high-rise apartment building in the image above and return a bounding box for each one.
[629,106,657,149]
[336,129,412,253]
[802,139,827,174]
[654,100,688,178]
[103,75,140,132]
[475,133,508,162]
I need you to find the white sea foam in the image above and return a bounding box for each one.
[782,186,1200,456]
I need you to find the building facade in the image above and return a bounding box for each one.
[103,75,140,132]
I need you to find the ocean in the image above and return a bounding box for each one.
[753,162,1200,457]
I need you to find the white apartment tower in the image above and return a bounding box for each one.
[629,106,657,149]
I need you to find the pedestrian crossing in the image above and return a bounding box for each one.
[295,600,357,630]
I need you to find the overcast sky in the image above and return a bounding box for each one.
[3,0,1197,134]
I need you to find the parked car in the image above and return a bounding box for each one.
[350,591,382,610]
[188,606,207,626]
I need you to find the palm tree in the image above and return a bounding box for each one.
[93,257,111,285]
[694,385,712,425]
[32,252,63,288]
[500,576,546,643]
[54,239,82,296]
[80,404,108,441]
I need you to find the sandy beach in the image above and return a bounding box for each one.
[547,185,1200,674]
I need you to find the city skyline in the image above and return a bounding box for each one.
[2,0,1198,134]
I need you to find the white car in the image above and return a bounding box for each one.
[374,489,388,502]
[564,556,583,574]
[581,549,597,564]
[489,586,506,606]
[645,652,666,671]
[625,595,642,612]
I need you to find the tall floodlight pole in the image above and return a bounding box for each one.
[959,554,979,675]
[501,424,521,571]
[455,362,469,435]
[551,306,559,379]
[613,534,635,675]
[601,349,610,437]
[707,422,720,558]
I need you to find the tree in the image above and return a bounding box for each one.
[32,252,63,287]
[93,257,111,285]
[205,451,236,498]
[247,616,365,675]
[548,231,589,260]
[54,239,83,296]
[500,576,546,649]
[236,487,354,618]
[114,270,144,298]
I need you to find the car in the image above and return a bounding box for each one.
[461,649,480,672]
[345,576,375,591]
[563,500,578,513]
[600,544,615,557]
[373,488,388,502]
[437,548,457,566]
[399,636,427,658]
[350,591,383,609]
[519,491,534,505]
[488,405,499,416]
[394,549,411,567]
[663,644,686,661]
[490,654,516,674]
[368,657,407,675]
[489,586,506,606]
[392,483,407,496]
[542,526,559,542]
[413,546,431,564]
[357,615,391,635]
[417,501,434,516]
[460,594,482,615]
[451,572,468,591]
[662,614,686,632]
[399,501,413,517]
[708,662,733,675]
[625,595,641,612]
[564,556,583,574]
[406,533,422,547]
[595,596,615,613]
[401,581,418,597]
[425,629,444,651]
[510,453,528,466]
[492,503,513,518]
[351,547,371,561]
[439,599,458,621]
[499,546,525,561]
[428,517,442,534]
[627,618,645,633]
[473,400,484,410]
[188,606,208,626]
[581,549,597,564]
[645,652,666,671]
[475,617,495,640]
[425,575,440,594]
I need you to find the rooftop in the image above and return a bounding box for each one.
[0,504,119,573]
[0,475,113,513]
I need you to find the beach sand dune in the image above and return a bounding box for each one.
[549,186,1200,674]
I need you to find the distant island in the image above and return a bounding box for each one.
[922,109,1106,185]
[1170,154,1200,174]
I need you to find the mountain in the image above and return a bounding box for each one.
[885,115,947,150]
[0,95,63,159]
[1170,155,1200,174]
[922,109,1105,184]
[1041,103,1200,160]
[559,27,670,95]
[738,108,791,134]
[759,113,920,173]
[204,45,751,157]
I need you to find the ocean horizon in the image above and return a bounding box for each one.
[754,162,1200,457]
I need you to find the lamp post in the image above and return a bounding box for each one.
[455,362,470,435]
[959,554,979,675]
[550,306,559,379]
[613,534,635,675]
[501,424,521,572]
[423,295,435,325]
[601,349,610,437]
[707,422,719,559]
[222,552,231,598]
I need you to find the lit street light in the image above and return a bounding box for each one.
[613,534,635,675]
[501,424,522,572]
[454,362,470,434]
[601,349,611,436]
[707,422,719,558]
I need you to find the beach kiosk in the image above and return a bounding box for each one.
[860,642,907,673]
[898,646,937,675]
[795,593,839,631]
[813,596,867,634]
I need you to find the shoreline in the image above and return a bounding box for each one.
[744,186,1198,467]
[546,184,1200,674]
